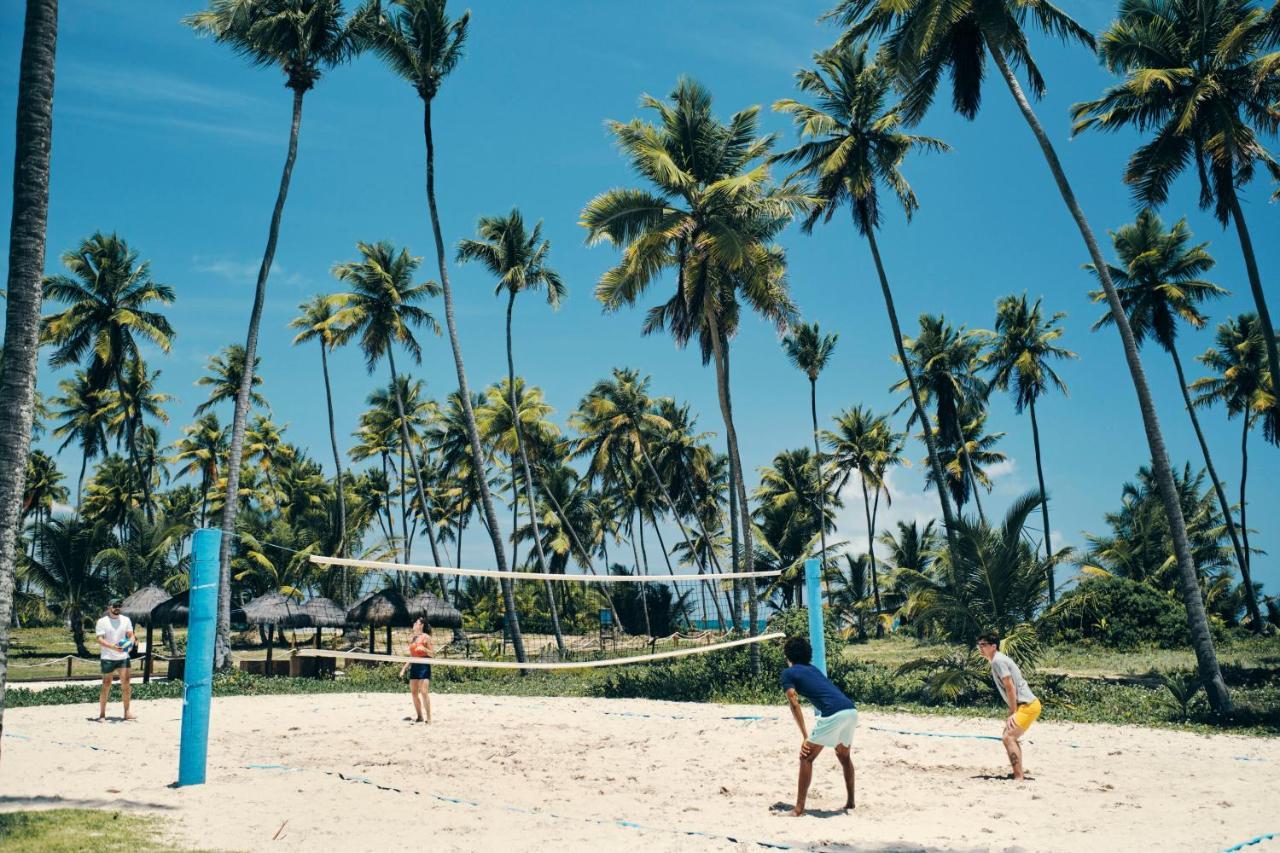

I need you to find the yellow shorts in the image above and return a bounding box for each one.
[1011,699,1042,732]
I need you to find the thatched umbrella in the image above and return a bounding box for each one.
[120,585,169,684]
[299,597,348,649]
[150,590,244,680]
[405,591,462,630]
[346,588,411,654]
[241,593,307,676]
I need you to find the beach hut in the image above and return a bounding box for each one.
[299,596,348,648]
[405,591,462,630]
[346,588,411,654]
[151,590,246,680]
[241,592,307,676]
[120,585,169,684]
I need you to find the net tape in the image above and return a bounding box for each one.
[309,554,783,582]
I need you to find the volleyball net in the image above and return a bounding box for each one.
[297,554,785,669]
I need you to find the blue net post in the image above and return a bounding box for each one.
[804,557,827,675]
[178,527,221,786]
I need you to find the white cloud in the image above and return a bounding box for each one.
[830,467,943,561]
[193,256,284,284]
[63,62,266,110]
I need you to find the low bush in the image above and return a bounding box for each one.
[1039,576,1192,649]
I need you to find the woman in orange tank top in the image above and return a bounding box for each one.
[398,618,434,723]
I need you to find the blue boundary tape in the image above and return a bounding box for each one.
[246,763,794,849]
[868,725,1002,742]
[1220,832,1278,852]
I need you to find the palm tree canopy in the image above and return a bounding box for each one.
[782,320,838,382]
[195,344,266,415]
[1071,0,1280,220]
[41,232,175,389]
[329,240,442,372]
[891,314,989,445]
[50,372,112,460]
[360,0,469,101]
[825,0,1095,123]
[456,208,566,306]
[985,293,1076,411]
[289,293,342,349]
[1191,312,1278,443]
[772,41,949,234]
[824,405,906,496]
[185,0,363,91]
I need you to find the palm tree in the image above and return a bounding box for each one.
[929,407,1007,513]
[195,345,266,416]
[362,1,530,661]
[290,294,349,555]
[1192,313,1278,618]
[772,43,958,555]
[1086,211,1258,626]
[984,293,1076,601]
[781,321,838,583]
[186,0,362,668]
[0,0,58,744]
[1071,0,1280,388]
[457,208,565,583]
[329,240,445,568]
[26,518,112,657]
[829,0,1233,714]
[825,405,905,623]
[22,450,67,534]
[582,79,801,668]
[753,447,842,604]
[50,372,112,507]
[107,358,172,520]
[171,413,229,526]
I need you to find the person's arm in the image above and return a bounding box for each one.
[425,635,435,658]
[95,622,114,651]
[786,688,809,742]
[1001,676,1019,716]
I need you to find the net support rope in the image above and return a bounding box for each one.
[297,632,784,670]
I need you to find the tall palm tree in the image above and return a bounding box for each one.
[772,42,958,555]
[825,405,905,621]
[985,293,1076,601]
[186,0,362,668]
[582,79,801,668]
[107,358,171,521]
[290,294,348,555]
[1072,0,1280,388]
[330,240,445,570]
[171,413,229,527]
[1086,211,1257,626]
[362,1,527,662]
[26,517,112,657]
[829,0,1233,713]
[753,447,842,604]
[195,345,266,416]
[457,208,565,582]
[1192,313,1278,614]
[781,321,838,583]
[0,0,59,747]
[50,372,111,507]
[22,450,67,534]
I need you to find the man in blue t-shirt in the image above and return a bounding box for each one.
[781,636,857,816]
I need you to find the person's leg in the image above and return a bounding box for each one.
[409,680,424,721]
[835,744,855,809]
[98,670,112,719]
[421,679,432,724]
[792,742,823,816]
[121,665,134,719]
[1002,718,1026,780]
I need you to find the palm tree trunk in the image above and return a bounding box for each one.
[75,451,87,512]
[706,320,760,673]
[386,349,443,568]
[504,293,565,655]
[809,377,830,597]
[955,418,986,523]
[319,341,347,558]
[532,472,626,628]
[214,86,306,671]
[726,423,743,632]
[627,508,652,637]
[1168,348,1257,629]
[864,227,961,557]
[0,0,58,753]
[1224,188,1279,391]
[1239,415,1251,585]
[421,99,524,664]
[859,476,883,625]
[989,43,1230,713]
[1027,397,1056,603]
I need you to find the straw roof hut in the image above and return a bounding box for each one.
[300,596,349,652]
[241,592,307,628]
[347,588,411,654]
[151,590,245,626]
[405,591,462,630]
[120,585,171,684]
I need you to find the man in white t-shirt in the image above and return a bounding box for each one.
[95,600,137,721]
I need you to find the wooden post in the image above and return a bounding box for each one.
[385,624,392,656]
[265,625,274,677]
[314,627,322,649]
[145,623,154,684]
[368,624,375,653]
[66,656,72,679]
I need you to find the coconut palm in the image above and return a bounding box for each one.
[825,405,905,622]
[781,321,839,580]
[829,0,1232,713]
[772,42,958,554]
[457,208,565,583]
[290,294,349,555]
[171,413,229,527]
[186,0,363,668]
[752,447,842,604]
[928,407,1007,512]
[361,0,529,660]
[984,292,1076,601]
[364,376,436,562]
[26,517,112,656]
[329,241,445,567]
[50,372,112,508]
[195,345,266,416]
[22,451,67,534]
[1191,313,1278,611]
[1071,0,1280,387]
[107,358,172,520]
[1086,211,1258,626]
[0,0,58,738]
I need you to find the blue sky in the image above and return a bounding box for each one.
[1,0,1277,592]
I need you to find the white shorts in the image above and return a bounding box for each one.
[808,708,858,748]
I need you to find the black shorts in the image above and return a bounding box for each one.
[409,662,432,680]
[101,658,130,675]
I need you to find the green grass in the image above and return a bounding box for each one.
[0,810,188,852]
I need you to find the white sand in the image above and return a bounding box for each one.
[3,692,1278,852]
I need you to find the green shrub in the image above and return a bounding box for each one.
[1039,576,1191,649]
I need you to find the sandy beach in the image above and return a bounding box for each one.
[2,692,1277,852]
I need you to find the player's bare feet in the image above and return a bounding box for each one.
[844,800,855,811]
[790,807,804,817]
[124,714,138,721]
